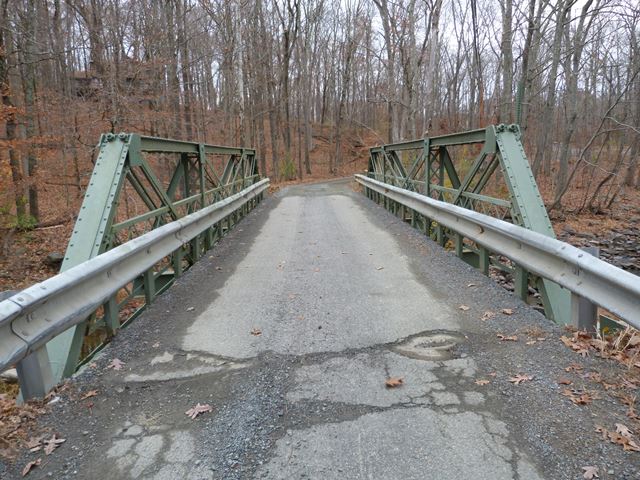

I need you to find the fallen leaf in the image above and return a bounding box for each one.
[43,434,66,455]
[562,389,594,405]
[185,403,213,419]
[80,390,98,400]
[480,311,495,321]
[565,363,583,372]
[509,374,533,385]
[467,283,476,287]
[497,334,518,342]
[616,423,633,438]
[501,308,514,315]
[459,305,470,311]
[376,266,384,271]
[525,340,536,345]
[186,306,195,312]
[475,379,490,386]
[250,327,262,336]
[596,425,640,452]
[582,466,599,479]
[24,437,42,450]
[557,378,573,385]
[152,342,160,348]
[107,358,125,370]
[385,377,404,388]
[22,458,41,477]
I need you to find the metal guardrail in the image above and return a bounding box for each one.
[355,174,640,328]
[0,179,269,397]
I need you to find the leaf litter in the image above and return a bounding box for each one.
[185,403,213,419]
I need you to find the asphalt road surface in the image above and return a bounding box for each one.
[3,179,638,479]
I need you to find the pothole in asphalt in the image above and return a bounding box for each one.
[392,331,465,360]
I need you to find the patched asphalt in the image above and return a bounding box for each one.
[2,178,638,479]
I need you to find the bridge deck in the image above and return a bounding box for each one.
[8,179,637,479]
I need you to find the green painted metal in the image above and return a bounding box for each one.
[46,133,262,381]
[365,124,571,324]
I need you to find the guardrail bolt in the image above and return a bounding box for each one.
[118,132,128,141]
[105,133,115,142]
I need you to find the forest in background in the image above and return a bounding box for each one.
[0,0,639,284]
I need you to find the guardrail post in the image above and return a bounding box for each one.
[104,296,119,335]
[16,346,54,401]
[571,247,599,333]
[436,224,445,246]
[0,291,53,400]
[479,246,490,275]
[173,247,184,277]
[514,265,529,301]
[143,269,156,304]
[454,233,463,257]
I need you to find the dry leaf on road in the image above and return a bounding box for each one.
[43,434,66,455]
[250,328,262,336]
[562,389,594,405]
[21,458,41,477]
[509,374,533,385]
[557,378,572,385]
[565,363,583,372]
[376,266,384,271]
[185,403,213,419]
[615,423,633,438]
[459,305,470,311]
[475,379,490,386]
[80,390,98,400]
[480,311,495,321]
[25,437,42,451]
[596,425,640,452]
[497,334,518,342]
[582,466,599,479]
[385,377,404,388]
[501,308,514,315]
[107,358,125,371]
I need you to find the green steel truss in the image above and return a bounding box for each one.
[365,124,570,323]
[46,133,263,381]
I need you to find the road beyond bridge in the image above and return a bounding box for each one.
[3,179,638,479]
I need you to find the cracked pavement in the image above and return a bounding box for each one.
[3,178,638,479]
